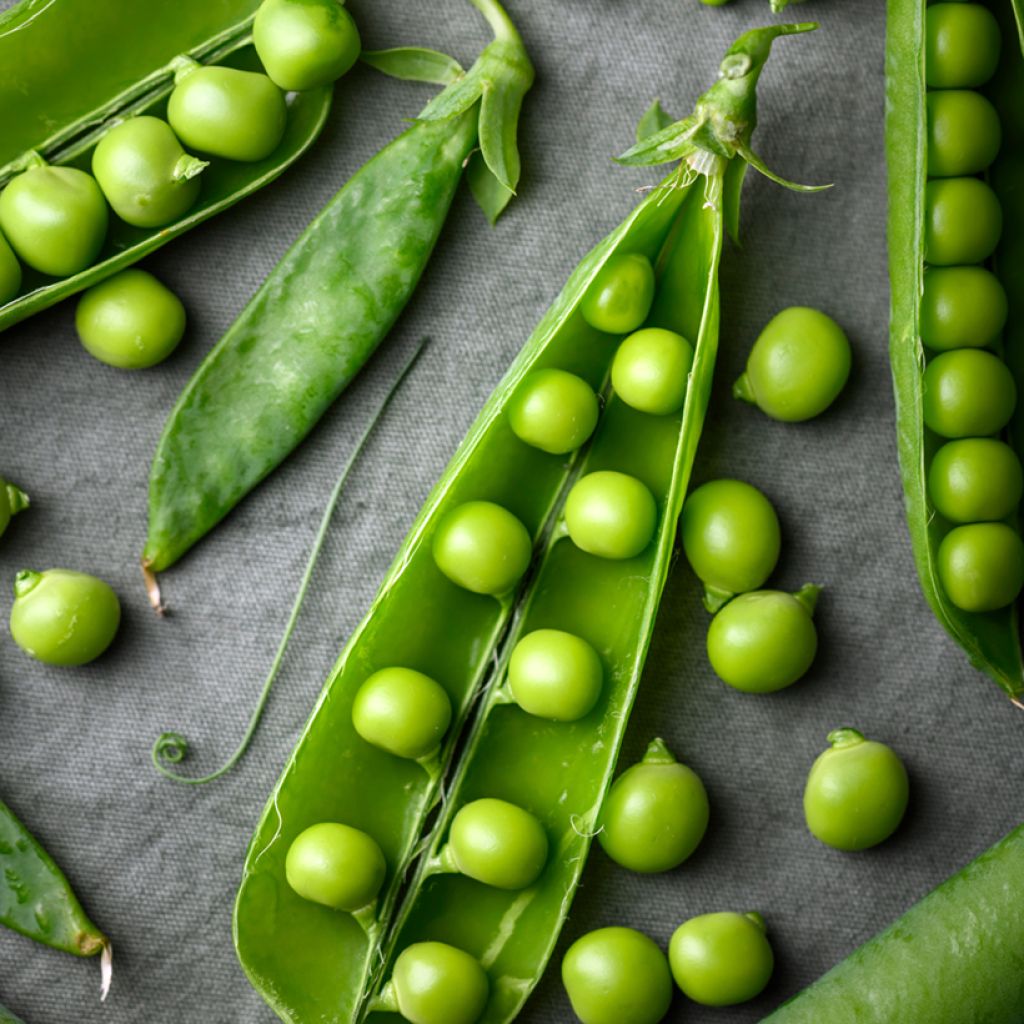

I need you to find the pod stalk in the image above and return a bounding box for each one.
[12,569,41,599]
[642,737,678,765]
[5,483,29,517]
[732,372,756,405]
[827,727,866,749]
[794,583,822,616]
[172,153,209,183]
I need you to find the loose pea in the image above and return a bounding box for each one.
[923,349,1017,438]
[669,912,774,1006]
[562,926,673,1024]
[733,307,851,422]
[0,230,21,304]
[0,165,108,277]
[598,738,709,873]
[254,0,361,92]
[351,667,452,760]
[580,252,656,335]
[926,3,1001,89]
[928,439,1023,523]
[0,479,28,541]
[920,267,1008,351]
[924,178,1002,266]
[432,501,532,596]
[507,629,602,721]
[9,569,120,666]
[564,471,657,560]
[706,586,819,693]
[168,63,287,162]
[507,368,599,454]
[285,821,385,911]
[75,269,186,370]
[681,479,781,607]
[446,798,548,890]
[388,942,489,1024]
[803,728,909,851]
[611,327,694,415]
[937,522,1024,612]
[927,91,1002,177]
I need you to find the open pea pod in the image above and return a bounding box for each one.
[887,0,1024,701]
[0,0,332,333]
[235,23,821,1024]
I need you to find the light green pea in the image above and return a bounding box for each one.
[922,349,1017,439]
[445,798,548,890]
[285,821,385,911]
[920,267,1008,351]
[937,523,1024,612]
[924,178,1002,266]
[432,501,532,596]
[507,629,603,721]
[927,90,1002,177]
[564,471,657,560]
[928,439,1023,523]
[507,369,599,454]
[926,3,1001,88]
[352,667,452,760]
[386,942,489,1024]
[611,327,694,415]
[580,253,655,335]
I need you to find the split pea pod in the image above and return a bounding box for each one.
[142,0,533,597]
[234,24,823,1024]
[0,797,111,999]
[888,0,1024,701]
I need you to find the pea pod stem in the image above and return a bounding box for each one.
[793,583,822,615]
[641,737,678,765]
[4,483,29,517]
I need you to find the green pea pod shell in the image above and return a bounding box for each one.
[234,23,819,1024]
[887,0,1024,702]
[0,797,111,999]
[0,1003,25,1024]
[0,0,331,334]
[142,0,534,589]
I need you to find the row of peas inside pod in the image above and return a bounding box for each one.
[0,0,359,309]
[917,3,1024,613]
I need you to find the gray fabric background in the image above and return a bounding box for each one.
[2,0,1021,1021]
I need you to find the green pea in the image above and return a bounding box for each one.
[254,0,361,92]
[446,798,548,890]
[580,252,656,335]
[733,307,851,422]
[389,942,489,1024]
[923,349,1017,439]
[507,369,599,455]
[75,269,186,370]
[564,471,657,560]
[668,912,774,1006]
[0,165,108,277]
[681,479,781,608]
[937,522,1024,612]
[803,728,909,851]
[562,926,673,1024]
[285,821,385,911]
[9,569,120,666]
[920,267,1008,351]
[0,479,29,542]
[611,327,694,415]
[706,586,819,693]
[928,439,1023,523]
[926,3,1001,89]
[927,91,1002,177]
[0,230,21,305]
[507,628,602,721]
[168,63,287,162]
[432,501,532,596]
[351,667,452,760]
[924,178,1002,266]
[598,738,709,873]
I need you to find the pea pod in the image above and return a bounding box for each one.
[234,24,821,1023]
[887,0,1024,701]
[0,797,111,999]
[0,1004,25,1024]
[0,0,332,333]
[142,0,534,597]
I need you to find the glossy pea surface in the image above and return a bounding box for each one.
[9,569,120,666]
[507,368,599,454]
[580,252,655,335]
[804,729,909,851]
[920,267,1008,351]
[390,942,489,1024]
[507,628,602,721]
[562,926,673,1024]
[0,165,107,277]
[285,821,385,911]
[669,912,774,1006]
[924,178,1002,266]
[925,3,1001,88]
[75,269,186,369]
[927,90,1001,177]
[351,667,452,760]
[0,231,21,304]
[447,798,548,890]
[937,523,1024,612]
[928,439,1023,523]
[254,0,361,91]
[168,65,287,162]
[432,501,532,596]
[564,471,657,560]
[923,349,1017,439]
[598,739,709,873]
[611,327,693,415]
